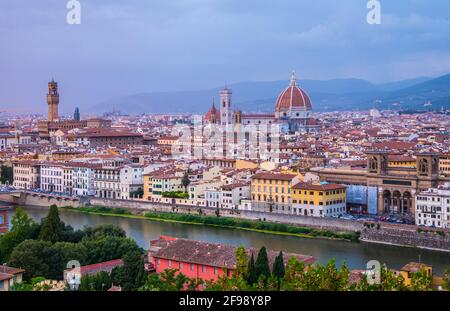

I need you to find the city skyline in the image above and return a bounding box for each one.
[1,1,450,112]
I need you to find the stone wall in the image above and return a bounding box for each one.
[360,226,450,252]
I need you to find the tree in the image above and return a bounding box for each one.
[0,165,13,184]
[410,267,434,291]
[442,269,450,291]
[111,251,145,291]
[0,208,38,263]
[82,224,126,241]
[8,240,53,280]
[254,247,271,282]
[140,269,190,291]
[272,251,285,281]
[181,172,191,192]
[39,205,64,243]
[246,253,257,285]
[79,271,112,291]
[235,246,248,277]
[82,236,141,265]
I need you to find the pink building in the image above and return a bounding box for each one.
[0,209,7,235]
[148,236,315,283]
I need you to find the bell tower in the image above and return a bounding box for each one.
[220,84,232,127]
[47,79,59,122]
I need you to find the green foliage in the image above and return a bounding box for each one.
[0,165,13,184]
[181,172,191,191]
[140,269,193,291]
[38,205,64,243]
[410,268,434,291]
[82,236,142,265]
[110,251,145,291]
[235,246,248,277]
[443,269,450,291]
[162,191,189,199]
[79,271,112,291]
[0,207,39,263]
[246,253,256,285]
[130,187,144,198]
[255,246,271,282]
[82,224,126,241]
[272,251,285,281]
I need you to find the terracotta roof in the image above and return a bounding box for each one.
[149,236,314,269]
[275,72,312,113]
[251,172,297,181]
[292,182,346,191]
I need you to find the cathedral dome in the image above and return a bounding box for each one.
[275,71,312,113]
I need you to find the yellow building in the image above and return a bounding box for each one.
[291,182,346,217]
[251,172,299,212]
[440,155,450,176]
[388,155,416,168]
[143,169,184,201]
[397,262,433,287]
[235,159,258,170]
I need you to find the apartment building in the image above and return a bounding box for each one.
[220,182,251,209]
[119,164,144,200]
[40,162,65,193]
[251,172,300,212]
[291,182,347,217]
[415,184,450,228]
[12,160,40,190]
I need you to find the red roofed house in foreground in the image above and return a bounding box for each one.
[148,236,315,283]
[63,258,124,281]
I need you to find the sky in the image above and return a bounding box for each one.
[1,0,450,113]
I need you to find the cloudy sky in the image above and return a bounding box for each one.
[1,0,450,113]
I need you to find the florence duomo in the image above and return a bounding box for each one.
[204,71,318,133]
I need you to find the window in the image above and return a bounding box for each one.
[168,260,172,267]
[190,263,194,271]
[214,267,218,275]
[202,265,206,273]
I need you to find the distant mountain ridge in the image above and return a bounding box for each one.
[92,75,450,114]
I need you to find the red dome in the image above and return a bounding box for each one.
[275,71,312,112]
[204,100,220,123]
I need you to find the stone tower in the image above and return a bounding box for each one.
[220,84,232,127]
[74,107,80,121]
[47,79,59,122]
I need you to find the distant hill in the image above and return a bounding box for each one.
[91,75,450,114]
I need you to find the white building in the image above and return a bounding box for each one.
[72,163,98,196]
[220,183,251,209]
[205,187,221,208]
[12,161,40,190]
[40,163,64,193]
[415,184,450,229]
[120,164,144,200]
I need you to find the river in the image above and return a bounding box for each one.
[6,206,450,275]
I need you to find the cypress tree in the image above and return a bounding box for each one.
[255,246,270,280]
[272,251,285,280]
[39,205,63,243]
[246,253,256,285]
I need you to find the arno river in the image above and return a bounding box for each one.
[7,206,450,275]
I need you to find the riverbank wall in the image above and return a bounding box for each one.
[360,226,450,252]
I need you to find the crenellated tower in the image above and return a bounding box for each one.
[47,79,59,122]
